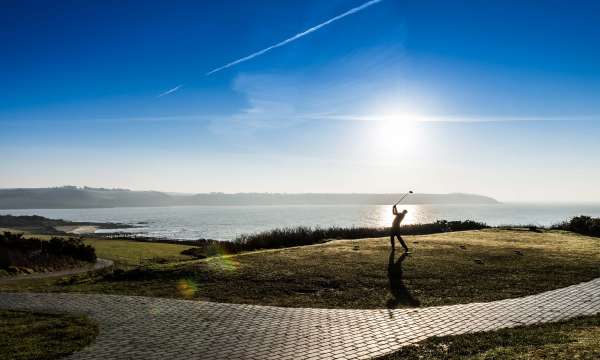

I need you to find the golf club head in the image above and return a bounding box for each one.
[394,191,413,206]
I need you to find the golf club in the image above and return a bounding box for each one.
[394,190,414,206]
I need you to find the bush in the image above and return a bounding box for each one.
[554,215,600,237]
[180,247,207,259]
[0,232,96,263]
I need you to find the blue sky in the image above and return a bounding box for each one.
[1,0,599,201]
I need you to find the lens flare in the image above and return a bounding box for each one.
[177,279,198,298]
[205,243,240,272]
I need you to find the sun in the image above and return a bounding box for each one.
[372,113,423,158]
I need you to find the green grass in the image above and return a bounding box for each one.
[1,229,598,309]
[0,310,98,360]
[82,238,197,266]
[377,313,600,359]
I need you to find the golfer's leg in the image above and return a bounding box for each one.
[390,234,395,250]
[398,235,409,252]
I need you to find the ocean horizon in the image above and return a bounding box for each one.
[3,202,600,241]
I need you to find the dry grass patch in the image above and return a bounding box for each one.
[1,229,598,309]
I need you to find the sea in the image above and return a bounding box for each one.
[2,203,600,241]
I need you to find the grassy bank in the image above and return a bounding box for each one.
[0,310,98,360]
[378,313,600,359]
[233,220,487,251]
[2,229,598,309]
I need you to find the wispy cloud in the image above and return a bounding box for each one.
[157,84,183,98]
[305,113,600,123]
[205,0,385,76]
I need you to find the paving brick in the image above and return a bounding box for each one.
[1,277,599,359]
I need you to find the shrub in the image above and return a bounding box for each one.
[0,232,96,263]
[180,247,207,259]
[554,215,600,237]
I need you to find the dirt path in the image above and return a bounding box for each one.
[0,258,113,284]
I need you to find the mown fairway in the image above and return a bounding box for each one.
[82,238,196,266]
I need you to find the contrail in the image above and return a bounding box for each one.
[157,84,183,97]
[206,0,385,75]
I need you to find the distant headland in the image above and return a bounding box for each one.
[0,186,500,209]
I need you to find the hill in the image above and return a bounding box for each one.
[0,187,500,209]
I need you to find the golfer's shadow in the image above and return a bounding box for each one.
[387,250,420,313]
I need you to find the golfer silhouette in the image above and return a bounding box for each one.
[391,205,409,253]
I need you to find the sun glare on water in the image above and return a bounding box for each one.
[379,204,418,227]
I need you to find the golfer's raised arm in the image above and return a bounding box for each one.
[392,205,398,215]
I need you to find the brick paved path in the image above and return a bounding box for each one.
[1,278,599,359]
